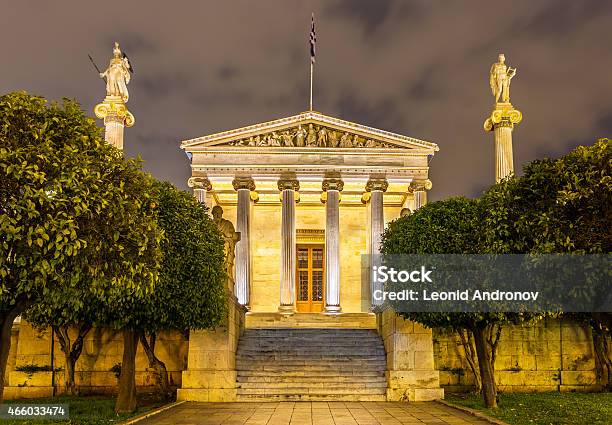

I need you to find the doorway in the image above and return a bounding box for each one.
[296,244,325,312]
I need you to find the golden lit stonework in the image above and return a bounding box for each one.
[94,96,135,127]
[484,53,523,183]
[483,102,522,132]
[94,42,135,150]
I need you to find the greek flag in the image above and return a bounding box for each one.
[310,13,316,64]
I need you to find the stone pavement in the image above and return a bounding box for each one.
[136,401,493,424]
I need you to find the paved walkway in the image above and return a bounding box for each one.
[137,401,493,424]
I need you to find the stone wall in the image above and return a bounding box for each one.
[377,308,444,401]
[177,295,247,402]
[434,318,605,392]
[3,321,187,400]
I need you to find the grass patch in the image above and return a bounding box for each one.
[446,392,612,425]
[0,395,166,425]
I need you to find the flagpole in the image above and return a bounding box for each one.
[310,61,313,111]
[309,12,316,111]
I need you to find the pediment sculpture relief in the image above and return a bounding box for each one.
[226,124,397,148]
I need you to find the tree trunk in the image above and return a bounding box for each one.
[0,300,28,402]
[472,324,498,408]
[115,330,139,413]
[139,332,171,398]
[591,319,612,389]
[458,329,482,391]
[54,324,91,396]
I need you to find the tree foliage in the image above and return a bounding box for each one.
[483,138,612,387]
[114,181,227,406]
[0,92,162,401]
[483,138,611,254]
[139,181,226,397]
[382,197,536,408]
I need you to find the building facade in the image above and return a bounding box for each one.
[182,111,436,314]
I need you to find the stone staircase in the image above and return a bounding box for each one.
[236,328,388,401]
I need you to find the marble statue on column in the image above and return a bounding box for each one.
[94,42,135,150]
[212,206,241,293]
[100,42,132,102]
[489,53,516,104]
[484,53,522,183]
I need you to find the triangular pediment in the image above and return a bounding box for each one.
[181,111,438,152]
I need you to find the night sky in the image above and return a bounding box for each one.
[2,0,612,200]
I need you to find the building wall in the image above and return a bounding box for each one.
[242,201,402,313]
[4,321,187,399]
[434,318,604,392]
[4,318,605,398]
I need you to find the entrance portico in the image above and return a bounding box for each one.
[178,111,444,403]
[181,111,437,314]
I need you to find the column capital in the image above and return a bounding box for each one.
[188,176,212,191]
[408,179,432,192]
[365,178,388,193]
[94,97,135,127]
[322,178,344,192]
[278,179,300,191]
[483,102,522,132]
[232,177,256,191]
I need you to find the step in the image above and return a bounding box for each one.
[236,381,387,389]
[242,328,379,335]
[237,375,386,383]
[236,353,385,360]
[245,313,377,329]
[236,361,386,368]
[237,370,385,377]
[237,346,385,353]
[236,394,387,402]
[237,386,387,395]
[234,327,388,402]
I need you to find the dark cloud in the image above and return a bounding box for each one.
[216,65,241,81]
[518,0,612,38]
[325,0,395,35]
[1,0,612,200]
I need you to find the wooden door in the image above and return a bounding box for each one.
[296,245,325,312]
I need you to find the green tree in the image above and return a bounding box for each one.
[382,197,537,408]
[113,181,227,410]
[0,92,162,401]
[483,138,612,387]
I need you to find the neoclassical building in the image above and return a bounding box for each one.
[5,48,599,403]
[182,111,436,315]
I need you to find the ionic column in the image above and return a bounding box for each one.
[484,104,522,183]
[93,43,135,150]
[494,121,514,182]
[322,178,344,314]
[233,177,255,307]
[188,177,212,205]
[94,97,135,150]
[409,179,432,210]
[278,179,300,314]
[366,178,388,308]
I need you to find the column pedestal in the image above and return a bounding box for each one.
[278,179,299,314]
